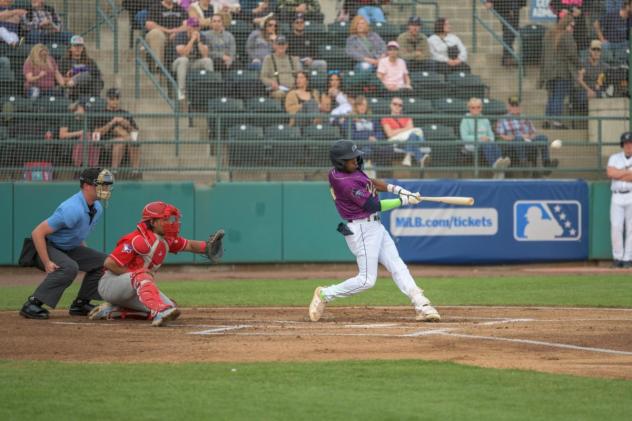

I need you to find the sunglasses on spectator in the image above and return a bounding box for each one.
[469,105,482,109]
[591,47,601,51]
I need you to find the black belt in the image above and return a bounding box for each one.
[348,214,380,223]
[614,190,631,194]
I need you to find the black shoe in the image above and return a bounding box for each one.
[551,121,569,130]
[19,297,49,319]
[622,261,632,268]
[69,299,95,316]
[612,260,624,268]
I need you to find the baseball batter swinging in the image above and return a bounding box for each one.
[89,201,224,326]
[309,140,440,322]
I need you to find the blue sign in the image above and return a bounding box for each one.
[381,180,589,263]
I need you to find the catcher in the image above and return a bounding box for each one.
[89,201,224,326]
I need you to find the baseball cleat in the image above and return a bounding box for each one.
[309,287,326,322]
[151,307,181,327]
[416,304,441,322]
[88,302,116,320]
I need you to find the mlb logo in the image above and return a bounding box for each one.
[514,200,581,241]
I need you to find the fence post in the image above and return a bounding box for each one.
[472,0,477,53]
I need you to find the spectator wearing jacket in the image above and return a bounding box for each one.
[22,0,72,45]
[345,15,386,73]
[397,16,433,72]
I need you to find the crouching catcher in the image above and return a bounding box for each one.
[89,201,224,326]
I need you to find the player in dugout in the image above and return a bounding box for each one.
[309,140,440,322]
[88,201,224,326]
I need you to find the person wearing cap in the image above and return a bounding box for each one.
[275,0,321,22]
[606,131,632,268]
[93,88,142,179]
[58,34,104,99]
[484,1,526,66]
[59,99,101,168]
[0,0,27,46]
[145,0,188,67]
[21,0,72,45]
[377,41,412,92]
[496,96,559,176]
[260,34,302,100]
[202,13,236,72]
[345,15,386,73]
[188,0,214,30]
[397,16,432,72]
[172,16,214,101]
[571,39,609,115]
[287,13,327,72]
[18,167,115,320]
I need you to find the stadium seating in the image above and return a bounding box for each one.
[224,69,266,99]
[447,72,489,100]
[186,69,223,112]
[227,124,267,167]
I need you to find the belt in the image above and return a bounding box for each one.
[348,214,380,223]
[614,190,631,194]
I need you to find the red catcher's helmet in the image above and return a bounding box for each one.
[141,201,181,239]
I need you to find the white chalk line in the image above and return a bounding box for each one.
[188,325,251,335]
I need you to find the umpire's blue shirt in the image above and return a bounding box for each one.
[46,191,103,251]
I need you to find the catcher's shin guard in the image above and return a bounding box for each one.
[131,270,171,315]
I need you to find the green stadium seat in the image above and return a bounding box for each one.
[245,96,287,126]
[447,72,489,100]
[186,69,223,112]
[482,98,508,118]
[303,123,341,166]
[227,124,267,167]
[304,21,326,36]
[264,124,302,165]
[307,70,327,92]
[225,69,266,99]
[403,97,434,126]
[208,97,245,139]
[367,97,390,116]
[422,124,459,167]
[327,21,351,46]
[410,71,446,99]
[371,22,402,42]
[318,45,351,72]
[431,97,468,129]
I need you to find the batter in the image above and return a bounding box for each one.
[309,140,440,322]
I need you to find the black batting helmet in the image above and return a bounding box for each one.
[330,140,364,171]
[620,131,632,147]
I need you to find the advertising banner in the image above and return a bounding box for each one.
[382,180,589,263]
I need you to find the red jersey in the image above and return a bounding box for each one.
[108,223,188,273]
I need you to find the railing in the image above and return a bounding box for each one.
[0,111,628,181]
[93,0,120,74]
[471,0,523,101]
[134,36,182,154]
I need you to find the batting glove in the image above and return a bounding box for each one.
[400,192,421,206]
[387,184,413,197]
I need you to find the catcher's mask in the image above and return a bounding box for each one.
[141,201,181,240]
[80,168,114,202]
[330,139,364,171]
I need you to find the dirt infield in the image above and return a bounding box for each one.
[2,306,631,380]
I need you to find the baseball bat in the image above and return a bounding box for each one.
[402,194,475,206]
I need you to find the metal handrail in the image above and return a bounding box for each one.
[92,0,120,74]
[471,0,523,101]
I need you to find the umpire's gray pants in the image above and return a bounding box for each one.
[33,245,106,308]
[98,272,174,312]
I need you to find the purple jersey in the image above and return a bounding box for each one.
[328,168,377,220]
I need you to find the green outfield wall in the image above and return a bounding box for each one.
[0,181,614,265]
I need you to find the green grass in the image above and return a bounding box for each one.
[0,360,630,420]
[2,275,632,310]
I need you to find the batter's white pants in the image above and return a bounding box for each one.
[98,272,174,313]
[610,192,632,261]
[322,218,430,312]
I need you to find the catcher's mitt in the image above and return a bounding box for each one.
[205,229,225,263]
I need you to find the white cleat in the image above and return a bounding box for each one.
[88,302,116,320]
[309,287,326,322]
[151,307,181,327]
[416,304,441,322]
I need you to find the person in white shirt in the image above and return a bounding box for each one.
[427,17,470,74]
[606,131,632,268]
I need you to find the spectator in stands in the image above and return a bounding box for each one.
[285,71,323,126]
[210,0,241,26]
[276,0,321,22]
[94,88,142,179]
[145,0,187,67]
[594,0,630,56]
[549,1,590,51]
[381,96,431,168]
[237,0,275,26]
[260,35,302,101]
[23,43,66,98]
[60,100,100,168]
[484,1,526,66]
[320,71,352,120]
[377,41,412,93]
[59,35,104,100]
[428,17,471,74]
[397,16,433,72]
[203,13,235,72]
[460,97,510,178]
[356,0,386,24]
[345,15,386,73]
[496,96,559,175]
[172,17,214,101]
[21,0,72,45]
[0,0,26,46]
[246,15,278,70]
[287,13,327,72]
[539,14,578,129]
[572,39,609,114]
[188,0,213,30]
[340,95,382,176]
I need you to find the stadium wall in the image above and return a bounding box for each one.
[0,181,614,265]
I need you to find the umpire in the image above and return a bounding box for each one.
[19,168,115,319]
